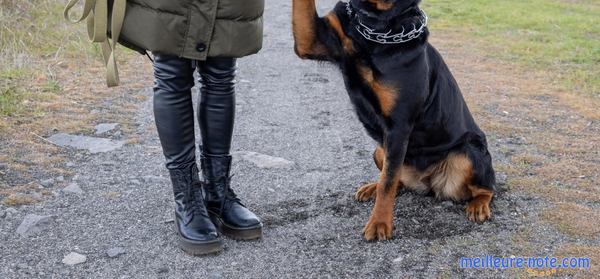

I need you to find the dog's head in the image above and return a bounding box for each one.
[352,0,421,15]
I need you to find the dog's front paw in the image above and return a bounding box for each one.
[466,199,491,222]
[363,216,393,241]
[355,182,377,202]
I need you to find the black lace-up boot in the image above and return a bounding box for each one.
[200,155,263,240]
[170,163,223,255]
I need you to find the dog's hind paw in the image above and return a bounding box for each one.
[466,199,492,222]
[355,182,377,202]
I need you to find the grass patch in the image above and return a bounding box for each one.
[0,1,98,116]
[556,244,600,276]
[424,0,600,96]
[542,203,600,239]
[0,0,151,202]
[0,86,23,116]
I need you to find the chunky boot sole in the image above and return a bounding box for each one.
[210,214,263,241]
[174,224,223,256]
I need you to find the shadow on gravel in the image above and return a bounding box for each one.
[259,190,362,227]
[259,179,519,242]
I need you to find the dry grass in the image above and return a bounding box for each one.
[0,182,51,206]
[555,244,600,278]
[0,1,152,204]
[542,203,600,239]
[432,27,600,266]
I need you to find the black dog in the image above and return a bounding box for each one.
[292,0,496,241]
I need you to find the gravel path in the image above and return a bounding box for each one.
[2,1,597,278]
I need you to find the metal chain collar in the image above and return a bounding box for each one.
[345,1,428,45]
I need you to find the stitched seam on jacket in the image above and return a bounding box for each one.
[180,7,193,57]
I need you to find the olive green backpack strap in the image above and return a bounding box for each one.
[64,0,126,87]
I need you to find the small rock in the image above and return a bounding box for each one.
[142,175,169,183]
[441,201,453,208]
[235,151,295,169]
[106,247,126,258]
[73,174,90,181]
[157,267,169,274]
[47,133,125,154]
[56,176,65,182]
[62,252,87,266]
[16,263,30,274]
[393,256,404,263]
[66,162,76,168]
[40,178,54,187]
[209,272,223,279]
[130,179,141,185]
[16,214,53,237]
[63,183,84,194]
[0,210,6,219]
[5,207,18,218]
[30,192,43,200]
[95,123,119,135]
[100,160,118,166]
[496,172,508,185]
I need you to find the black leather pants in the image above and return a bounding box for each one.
[153,54,237,170]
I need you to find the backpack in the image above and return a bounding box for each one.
[64,0,146,87]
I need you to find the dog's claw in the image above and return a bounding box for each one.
[355,182,377,202]
[466,200,491,222]
[363,217,393,241]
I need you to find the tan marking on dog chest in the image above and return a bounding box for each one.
[357,65,398,117]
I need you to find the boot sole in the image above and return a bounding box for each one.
[174,224,224,256]
[211,215,263,241]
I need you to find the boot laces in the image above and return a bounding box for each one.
[187,182,209,217]
[211,175,243,214]
[223,175,241,203]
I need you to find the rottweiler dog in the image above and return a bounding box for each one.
[292,0,496,241]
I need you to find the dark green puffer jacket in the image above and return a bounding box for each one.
[120,0,264,60]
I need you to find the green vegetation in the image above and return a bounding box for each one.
[0,86,22,116]
[0,0,95,117]
[424,0,600,96]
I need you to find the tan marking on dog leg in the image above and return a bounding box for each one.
[324,12,354,54]
[292,0,328,58]
[373,146,384,171]
[363,161,400,241]
[357,146,385,202]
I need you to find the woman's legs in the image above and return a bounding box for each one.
[198,57,237,156]
[197,57,263,240]
[153,55,196,169]
[153,54,222,255]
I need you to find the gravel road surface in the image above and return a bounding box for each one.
[0,1,554,278]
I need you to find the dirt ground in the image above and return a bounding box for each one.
[1,0,598,278]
